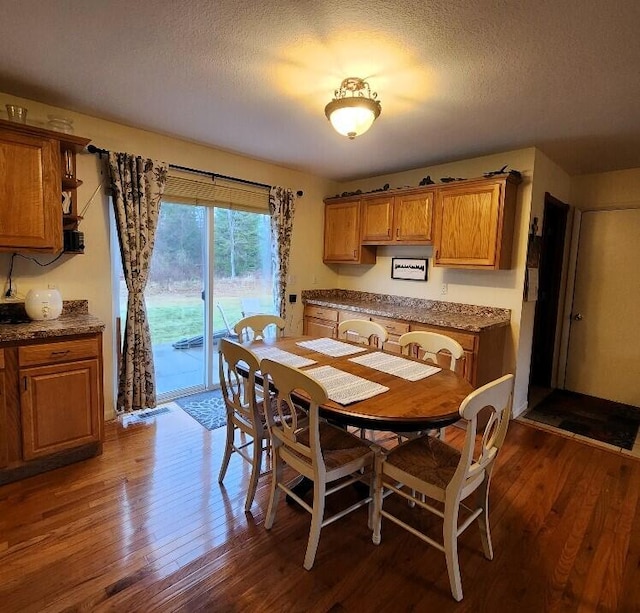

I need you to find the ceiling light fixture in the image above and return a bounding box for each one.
[324,77,381,139]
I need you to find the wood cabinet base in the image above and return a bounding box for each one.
[0,441,101,486]
[303,304,507,388]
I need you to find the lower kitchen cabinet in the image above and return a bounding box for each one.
[303,304,339,338]
[0,349,7,468]
[303,304,507,387]
[0,333,104,484]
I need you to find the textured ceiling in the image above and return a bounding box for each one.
[1,0,640,181]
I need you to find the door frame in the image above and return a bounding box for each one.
[556,209,582,388]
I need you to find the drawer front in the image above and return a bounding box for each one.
[19,336,100,367]
[304,305,338,322]
[408,323,476,351]
[371,317,410,337]
[338,309,369,322]
[0,349,4,369]
[303,317,337,338]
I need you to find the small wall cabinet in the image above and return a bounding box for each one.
[0,118,90,254]
[323,198,376,264]
[361,189,434,245]
[433,175,521,269]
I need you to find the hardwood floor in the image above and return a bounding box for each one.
[1,406,640,612]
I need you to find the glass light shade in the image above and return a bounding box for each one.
[325,96,381,139]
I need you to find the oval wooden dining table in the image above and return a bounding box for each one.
[248,336,474,432]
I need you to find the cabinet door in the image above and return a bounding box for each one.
[0,128,62,252]
[371,316,410,354]
[362,196,393,242]
[20,358,101,460]
[434,181,503,268]
[394,192,433,242]
[303,317,336,338]
[323,201,360,262]
[0,352,7,468]
[323,200,376,264]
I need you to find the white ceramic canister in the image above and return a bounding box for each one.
[25,288,63,321]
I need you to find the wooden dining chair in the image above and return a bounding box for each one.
[398,330,465,439]
[234,314,286,343]
[372,373,514,602]
[337,319,388,347]
[261,358,377,570]
[217,338,271,512]
[338,319,389,440]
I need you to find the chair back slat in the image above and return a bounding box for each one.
[218,338,261,430]
[261,359,329,471]
[398,331,464,373]
[452,374,514,490]
[234,314,286,343]
[337,319,388,346]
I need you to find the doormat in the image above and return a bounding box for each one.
[525,389,640,450]
[175,389,227,431]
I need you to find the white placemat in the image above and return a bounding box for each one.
[296,338,368,357]
[349,351,441,381]
[304,365,389,405]
[251,346,317,368]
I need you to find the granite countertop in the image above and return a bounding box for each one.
[301,290,511,332]
[0,300,105,343]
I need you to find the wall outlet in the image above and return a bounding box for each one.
[441,283,448,295]
[288,293,297,303]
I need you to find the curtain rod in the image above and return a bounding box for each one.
[86,145,303,196]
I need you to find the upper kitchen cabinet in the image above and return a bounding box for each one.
[433,174,521,269]
[323,197,376,264]
[362,189,434,245]
[0,119,90,254]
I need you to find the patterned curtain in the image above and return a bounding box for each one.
[108,152,168,413]
[269,186,296,320]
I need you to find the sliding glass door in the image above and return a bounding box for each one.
[212,208,274,328]
[116,201,273,401]
[145,202,207,398]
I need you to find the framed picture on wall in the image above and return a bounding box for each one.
[391,258,428,281]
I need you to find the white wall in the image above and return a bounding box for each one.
[571,168,640,210]
[0,93,338,420]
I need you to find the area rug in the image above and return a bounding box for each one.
[525,389,640,449]
[174,389,227,431]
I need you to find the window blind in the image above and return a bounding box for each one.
[164,173,270,212]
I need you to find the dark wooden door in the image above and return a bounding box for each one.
[530,193,569,387]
